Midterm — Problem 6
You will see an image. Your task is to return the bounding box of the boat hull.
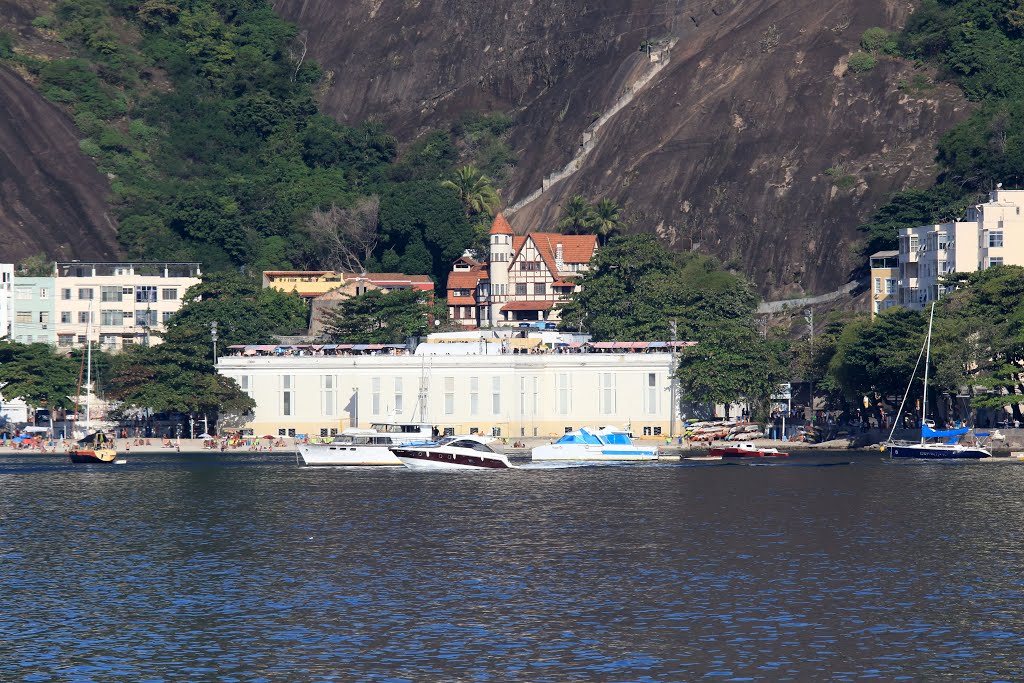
[709,447,788,458]
[888,444,990,459]
[298,445,403,466]
[392,449,513,470]
[69,448,117,464]
[531,445,658,461]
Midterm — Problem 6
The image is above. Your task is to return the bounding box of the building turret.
[488,214,514,325]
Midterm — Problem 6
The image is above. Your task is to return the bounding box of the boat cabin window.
[371,423,426,434]
[448,439,495,453]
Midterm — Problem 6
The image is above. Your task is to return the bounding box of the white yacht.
[392,435,515,470]
[298,422,433,466]
[531,426,658,461]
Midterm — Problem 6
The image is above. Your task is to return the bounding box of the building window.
[38,288,48,299]
[100,335,118,348]
[78,288,94,300]
[162,312,172,323]
[515,283,527,296]
[644,426,652,436]
[100,310,125,326]
[371,377,381,415]
[444,376,455,415]
[989,231,1004,248]
[394,377,403,414]
[653,427,662,436]
[534,282,546,296]
[938,235,949,250]
[519,376,526,414]
[491,426,502,437]
[135,286,157,303]
[162,288,178,301]
[78,311,91,324]
[59,311,70,324]
[647,373,658,415]
[873,278,881,294]
[990,257,1004,267]
[601,373,616,414]
[77,335,86,344]
[492,376,501,415]
[58,334,73,347]
[885,279,896,294]
[909,236,918,252]
[38,311,48,324]
[322,375,337,416]
[136,310,158,327]
[280,375,295,416]
[557,373,572,415]
[61,288,71,300]
[470,376,479,415]
[101,286,122,303]
[15,311,30,324]
[873,301,880,314]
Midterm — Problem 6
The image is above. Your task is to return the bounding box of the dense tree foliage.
[317,289,445,344]
[860,0,1024,255]
[3,1,516,285]
[0,342,80,413]
[559,235,785,410]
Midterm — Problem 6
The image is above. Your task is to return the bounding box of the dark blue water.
[1,451,1023,682]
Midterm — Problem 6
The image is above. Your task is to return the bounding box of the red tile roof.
[490,213,514,236]
[446,270,485,290]
[447,296,478,306]
[510,233,597,275]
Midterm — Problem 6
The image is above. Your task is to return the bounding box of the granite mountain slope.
[273,0,968,295]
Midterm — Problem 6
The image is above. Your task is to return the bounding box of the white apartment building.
[53,262,202,350]
[217,346,679,440]
[0,263,12,338]
[896,187,1024,310]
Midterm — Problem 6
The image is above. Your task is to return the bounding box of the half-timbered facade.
[446,214,597,328]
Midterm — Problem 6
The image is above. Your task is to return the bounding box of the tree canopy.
[317,288,445,344]
[0,341,80,411]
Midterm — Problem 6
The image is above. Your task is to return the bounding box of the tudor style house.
[446,214,597,328]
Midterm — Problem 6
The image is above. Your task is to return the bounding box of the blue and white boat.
[531,426,659,461]
[887,423,990,460]
[886,303,991,460]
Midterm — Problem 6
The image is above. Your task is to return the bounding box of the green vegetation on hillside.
[1,0,515,282]
[860,0,1024,255]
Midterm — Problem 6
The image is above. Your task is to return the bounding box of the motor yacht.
[392,435,514,470]
[531,426,658,461]
[298,422,433,466]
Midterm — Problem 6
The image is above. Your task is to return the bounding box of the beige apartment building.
[869,251,898,320]
[54,262,202,350]
[893,187,1024,311]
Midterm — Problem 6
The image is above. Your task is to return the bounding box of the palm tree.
[592,198,625,245]
[441,166,500,217]
[557,195,597,234]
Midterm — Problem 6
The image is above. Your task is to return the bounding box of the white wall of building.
[0,264,12,339]
[218,352,678,440]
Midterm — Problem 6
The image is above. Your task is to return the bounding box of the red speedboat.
[709,442,789,458]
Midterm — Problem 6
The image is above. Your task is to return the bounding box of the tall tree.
[557,195,597,235]
[592,198,626,245]
[441,165,500,217]
[0,342,80,427]
[317,288,445,343]
[302,196,380,273]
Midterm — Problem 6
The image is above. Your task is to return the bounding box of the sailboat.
[886,302,991,459]
[68,308,117,464]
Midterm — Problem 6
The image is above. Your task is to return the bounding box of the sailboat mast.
[921,302,936,444]
[85,303,92,425]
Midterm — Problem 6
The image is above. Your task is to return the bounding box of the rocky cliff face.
[275,0,968,295]
[0,66,120,264]
[0,0,121,264]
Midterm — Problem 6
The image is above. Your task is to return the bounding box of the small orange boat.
[69,432,117,464]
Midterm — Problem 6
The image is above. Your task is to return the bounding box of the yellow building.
[869,250,898,319]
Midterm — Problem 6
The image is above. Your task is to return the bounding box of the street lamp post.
[210,321,218,365]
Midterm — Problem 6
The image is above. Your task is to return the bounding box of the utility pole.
[670,319,678,440]
[804,308,815,421]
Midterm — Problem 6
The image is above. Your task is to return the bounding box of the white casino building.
[217,336,683,440]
